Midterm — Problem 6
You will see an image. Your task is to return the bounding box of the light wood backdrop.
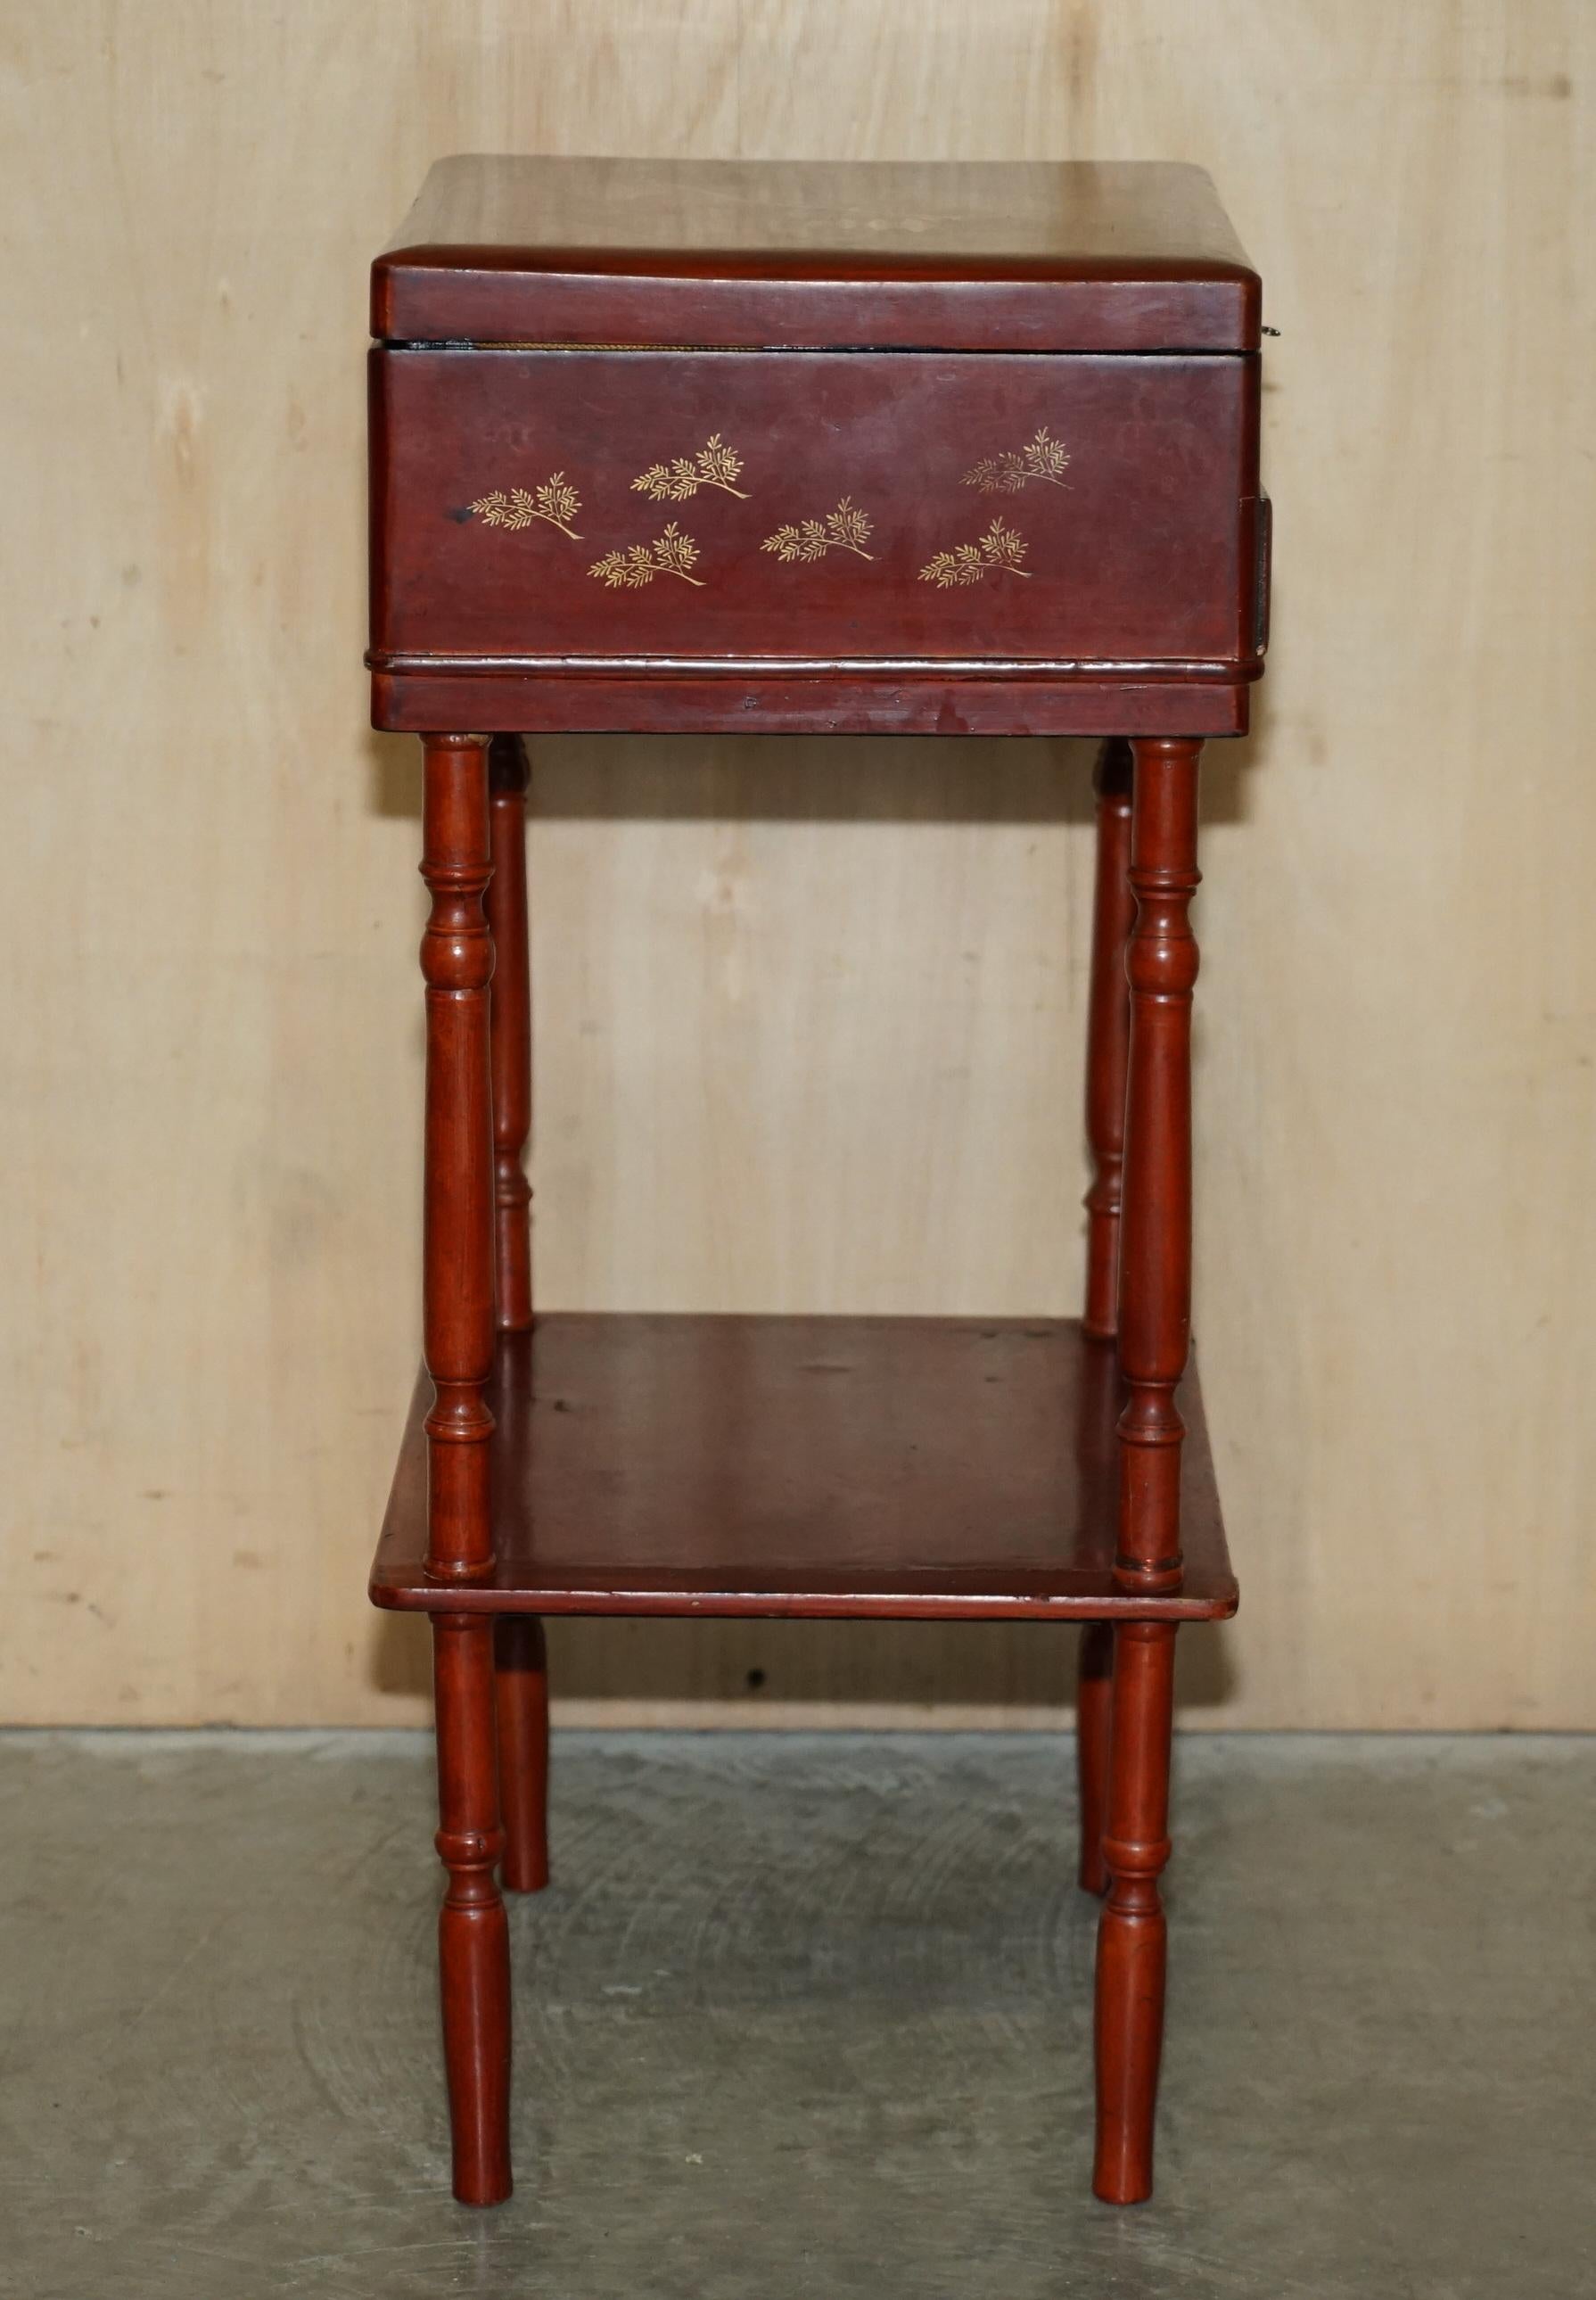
[4,2,1592,1728]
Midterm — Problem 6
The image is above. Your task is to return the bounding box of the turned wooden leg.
[495,1617,549,1892]
[1078,738,1134,1894]
[1092,735,1201,2205]
[421,732,497,1582]
[1082,738,1134,1340]
[485,739,551,1892]
[1114,736,1199,1595]
[486,735,533,1334]
[433,1612,512,2205]
[420,732,512,2204]
[1093,1620,1176,2204]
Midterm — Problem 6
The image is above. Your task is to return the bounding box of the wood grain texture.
[4,1,1594,1727]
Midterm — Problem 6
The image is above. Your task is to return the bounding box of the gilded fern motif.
[918,518,1032,587]
[761,497,876,564]
[469,474,583,540]
[631,434,750,502]
[588,523,706,589]
[962,426,1071,495]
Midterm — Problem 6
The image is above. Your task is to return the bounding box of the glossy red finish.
[1115,738,1202,1593]
[432,1612,512,2205]
[419,736,497,1583]
[1077,737,1135,1901]
[366,153,1267,2213]
[370,349,1259,672]
[372,156,1261,352]
[1093,1619,1177,2205]
[419,740,513,2204]
[482,735,548,1897]
[372,669,1251,739]
[366,158,1264,742]
[485,736,532,1334]
[1083,738,1135,1340]
[1086,737,1204,2200]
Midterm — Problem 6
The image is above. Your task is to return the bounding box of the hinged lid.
[374,155,1261,354]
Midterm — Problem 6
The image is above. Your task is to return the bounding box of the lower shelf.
[371,1314,1236,1622]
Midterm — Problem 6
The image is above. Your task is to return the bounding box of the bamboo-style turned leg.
[1082,738,1135,1340]
[1114,737,1200,1596]
[1092,735,1201,2207]
[420,732,512,2205]
[1078,737,1135,1896]
[434,1613,512,2206]
[484,737,551,1892]
[421,733,497,1582]
[487,736,533,1333]
[1092,1620,1177,2205]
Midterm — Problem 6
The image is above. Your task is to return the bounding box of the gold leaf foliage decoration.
[962,425,1071,494]
[918,518,1032,588]
[631,433,750,501]
[469,473,583,539]
[761,497,876,564]
[588,523,706,589]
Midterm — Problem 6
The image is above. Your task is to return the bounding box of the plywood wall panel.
[2,1,1592,1727]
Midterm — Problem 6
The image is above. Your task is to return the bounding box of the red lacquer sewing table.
[366,154,1269,2208]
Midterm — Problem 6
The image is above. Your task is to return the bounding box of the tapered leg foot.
[1076,1621,1114,1895]
[1092,1621,1176,2205]
[1093,1883,1166,2203]
[439,1890,513,2205]
[433,1613,513,2205]
[496,1616,550,1893]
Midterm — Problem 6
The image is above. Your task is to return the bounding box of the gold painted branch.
[632,434,749,501]
[919,518,1032,586]
[761,498,876,563]
[963,427,1071,494]
[469,474,583,539]
[589,523,706,588]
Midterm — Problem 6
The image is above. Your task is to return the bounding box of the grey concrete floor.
[0,1731,1591,2300]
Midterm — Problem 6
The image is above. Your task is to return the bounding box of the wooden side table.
[366,156,1269,2209]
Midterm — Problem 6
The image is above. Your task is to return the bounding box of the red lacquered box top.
[374,155,1261,355]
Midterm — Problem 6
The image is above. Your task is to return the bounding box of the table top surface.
[374,155,1260,352]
